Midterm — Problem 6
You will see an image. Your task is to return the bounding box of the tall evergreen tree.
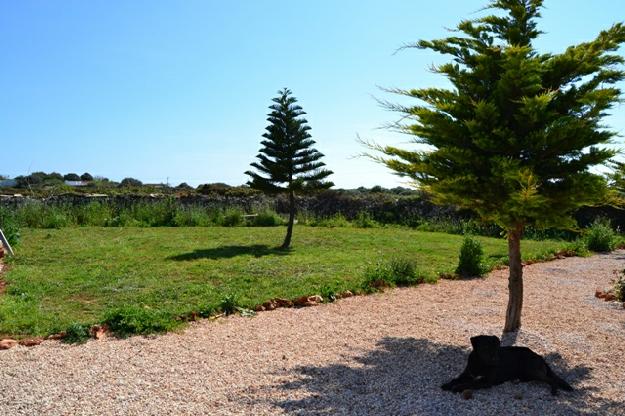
[370,0,625,332]
[246,88,333,249]
[608,161,625,198]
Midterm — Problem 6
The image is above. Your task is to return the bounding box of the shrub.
[43,211,70,229]
[353,211,378,228]
[63,173,81,181]
[62,323,91,344]
[127,200,178,227]
[585,217,615,252]
[173,206,213,227]
[103,306,179,337]
[362,257,422,292]
[251,210,283,227]
[320,280,342,302]
[388,258,422,286]
[14,202,68,228]
[219,294,239,315]
[73,202,114,226]
[120,177,143,187]
[0,206,20,246]
[80,172,94,182]
[456,236,485,277]
[311,213,351,228]
[416,217,465,234]
[362,261,394,293]
[197,303,218,318]
[222,209,244,227]
[563,239,590,257]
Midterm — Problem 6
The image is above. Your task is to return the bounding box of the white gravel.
[1,252,624,415]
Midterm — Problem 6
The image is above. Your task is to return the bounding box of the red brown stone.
[18,338,43,347]
[274,298,294,308]
[0,339,18,350]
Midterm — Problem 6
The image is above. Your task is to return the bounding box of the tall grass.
[1,201,616,244]
[0,206,21,245]
[5,200,269,229]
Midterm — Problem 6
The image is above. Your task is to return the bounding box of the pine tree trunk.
[504,226,523,333]
[281,190,295,249]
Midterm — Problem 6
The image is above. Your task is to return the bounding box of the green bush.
[103,306,179,337]
[563,239,590,257]
[251,210,283,227]
[388,258,422,286]
[15,202,70,228]
[43,211,71,229]
[585,218,615,252]
[197,303,218,318]
[311,213,351,228]
[173,206,214,227]
[353,211,378,228]
[73,202,114,226]
[456,236,485,277]
[362,257,422,292]
[320,280,343,302]
[121,200,178,227]
[0,206,20,246]
[362,261,394,293]
[219,294,239,315]
[222,209,244,227]
[62,323,91,344]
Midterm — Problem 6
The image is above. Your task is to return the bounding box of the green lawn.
[0,226,572,337]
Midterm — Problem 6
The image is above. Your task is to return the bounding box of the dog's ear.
[470,336,483,349]
[491,336,501,348]
[471,335,500,350]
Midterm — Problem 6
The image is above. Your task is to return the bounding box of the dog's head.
[470,335,501,365]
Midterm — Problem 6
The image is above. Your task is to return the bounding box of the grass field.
[0,226,573,338]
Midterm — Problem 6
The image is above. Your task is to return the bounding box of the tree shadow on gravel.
[261,337,620,416]
[167,244,290,261]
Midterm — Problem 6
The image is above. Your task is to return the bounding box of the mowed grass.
[0,226,571,337]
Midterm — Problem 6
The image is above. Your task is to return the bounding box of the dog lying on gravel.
[441,335,573,395]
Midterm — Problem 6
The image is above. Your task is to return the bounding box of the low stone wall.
[0,191,458,223]
[0,192,617,228]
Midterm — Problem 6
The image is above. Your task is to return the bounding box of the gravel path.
[1,252,624,415]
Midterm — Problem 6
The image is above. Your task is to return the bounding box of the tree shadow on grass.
[254,337,619,416]
[167,244,291,261]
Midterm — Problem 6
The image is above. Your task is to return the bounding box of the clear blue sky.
[1,0,623,188]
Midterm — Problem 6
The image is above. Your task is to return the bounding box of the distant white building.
[64,180,88,187]
[0,179,17,188]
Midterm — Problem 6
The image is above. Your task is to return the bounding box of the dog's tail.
[547,366,573,391]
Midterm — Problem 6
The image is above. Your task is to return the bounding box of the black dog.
[442,335,573,395]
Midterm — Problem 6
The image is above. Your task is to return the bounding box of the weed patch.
[62,323,91,344]
[103,306,181,338]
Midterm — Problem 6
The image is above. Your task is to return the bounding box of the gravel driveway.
[1,252,624,415]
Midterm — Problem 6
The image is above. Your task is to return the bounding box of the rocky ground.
[0,252,624,415]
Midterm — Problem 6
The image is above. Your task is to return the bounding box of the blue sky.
[2,0,623,188]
